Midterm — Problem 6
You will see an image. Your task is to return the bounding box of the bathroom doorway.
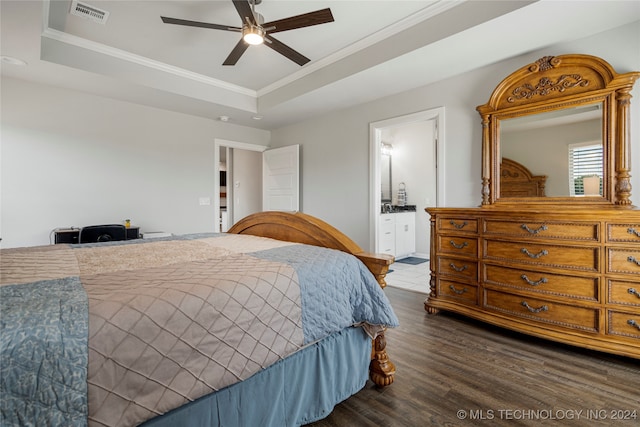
[369,107,445,258]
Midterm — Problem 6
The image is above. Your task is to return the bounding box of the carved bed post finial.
[615,87,634,206]
[369,332,395,387]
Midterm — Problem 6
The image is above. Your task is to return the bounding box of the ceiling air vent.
[70,1,110,25]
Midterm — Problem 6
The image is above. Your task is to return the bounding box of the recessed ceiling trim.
[40,27,257,98]
[257,0,460,97]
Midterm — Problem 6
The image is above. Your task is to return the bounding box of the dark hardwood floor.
[307,287,640,426]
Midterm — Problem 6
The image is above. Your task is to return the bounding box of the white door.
[263,145,299,212]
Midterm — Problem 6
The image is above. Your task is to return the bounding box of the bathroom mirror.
[477,54,639,207]
[381,145,392,203]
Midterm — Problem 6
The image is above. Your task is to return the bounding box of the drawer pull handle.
[521,301,548,313]
[628,319,640,331]
[521,248,548,259]
[521,274,548,286]
[521,224,548,234]
[449,262,468,272]
[449,285,467,295]
[628,228,640,238]
[628,288,640,299]
[449,240,469,249]
[628,256,640,267]
[450,220,468,229]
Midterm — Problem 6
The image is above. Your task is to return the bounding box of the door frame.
[214,139,268,232]
[369,107,445,253]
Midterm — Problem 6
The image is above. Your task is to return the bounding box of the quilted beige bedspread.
[81,236,301,426]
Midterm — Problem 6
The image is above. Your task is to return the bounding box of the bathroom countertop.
[381,205,416,214]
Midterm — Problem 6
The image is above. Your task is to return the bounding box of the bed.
[0,212,397,427]
[500,157,547,197]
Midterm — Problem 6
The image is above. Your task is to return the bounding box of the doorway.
[214,140,300,232]
[369,107,445,257]
[214,139,267,232]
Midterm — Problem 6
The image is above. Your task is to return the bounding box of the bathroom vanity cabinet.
[379,211,416,259]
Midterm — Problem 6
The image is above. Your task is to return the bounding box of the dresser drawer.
[608,280,640,307]
[437,257,478,282]
[607,224,640,242]
[484,290,598,332]
[484,264,598,301]
[437,218,478,234]
[484,220,599,241]
[484,240,598,271]
[437,279,478,305]
[437,235,478,257]
[608,248,640,275]
[607,310,640,339]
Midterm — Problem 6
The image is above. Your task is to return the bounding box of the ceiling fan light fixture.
[242,25,265,45]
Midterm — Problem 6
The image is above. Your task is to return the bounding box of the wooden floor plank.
[306,287,640,426]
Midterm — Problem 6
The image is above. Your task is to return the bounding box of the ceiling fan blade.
[232,0,256,25]
[161,16,240,32]
[264,35,310,66]
[223,39,250,66]
[263,8,334,34]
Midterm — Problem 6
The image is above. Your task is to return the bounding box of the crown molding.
[40,27,257,98]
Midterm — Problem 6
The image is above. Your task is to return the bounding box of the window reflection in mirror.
[499,103,602,197]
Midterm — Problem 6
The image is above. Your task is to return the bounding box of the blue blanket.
[253,244,398,343]
[0,277,88,426]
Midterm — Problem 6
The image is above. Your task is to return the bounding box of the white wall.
[2,23,638,251]
[270,22,640,251]
[0,77,270,248]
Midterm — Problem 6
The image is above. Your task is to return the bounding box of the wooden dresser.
[425,207,640,358]
[425,54,640,359]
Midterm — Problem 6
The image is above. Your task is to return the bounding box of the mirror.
[477,54,640,207]
[381,143,393,203]
[499,103,603,197]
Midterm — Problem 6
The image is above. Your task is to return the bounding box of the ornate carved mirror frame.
[477,54,639,207]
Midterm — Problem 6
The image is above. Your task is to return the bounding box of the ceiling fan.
[161,0,334,66]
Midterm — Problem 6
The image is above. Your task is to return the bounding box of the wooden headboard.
[500,158,546,197]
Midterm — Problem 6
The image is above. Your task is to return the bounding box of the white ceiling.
[1,1,639,130]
